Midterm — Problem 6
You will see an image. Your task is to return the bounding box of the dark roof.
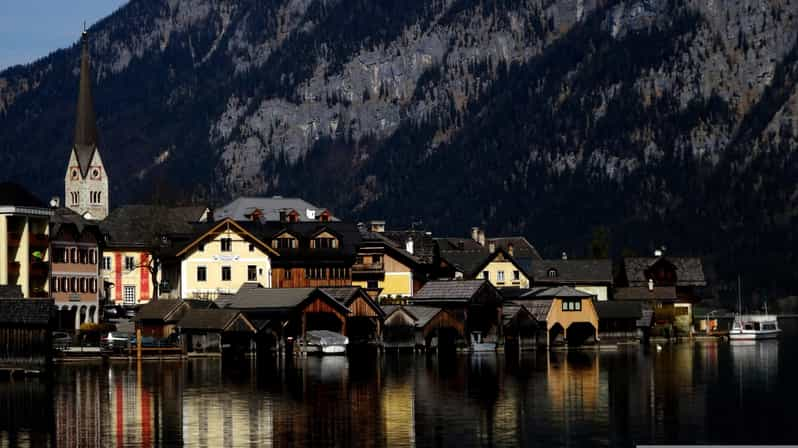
[502,303,535,327]
[0,183,46,208]
[413,280,488,301]
[486,237,542,261]
[51,207,100,237]
[522,286,595,299]
[213,197,338,222]
[0,285,23,298]
[135,300,186,322]
[439,250,490,277]
[532,259,613,284]
[243,221,362,265]
[359,231,424,267]
[381,230,436,264]
[513,299,553,321]
[498,287,530,300]
[613,287,679,301]
[623,257,706,287]
[178,309,242,331]
[100,205,208,246]
[387,305,444,327]
[595,301,642,320]
[73,32,99,177]
[470,248,533,279]
[223,284,315,309]
[0,299,54,325]
[321,287,359,303]
[436,237,484,252]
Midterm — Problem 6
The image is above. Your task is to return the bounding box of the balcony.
[352,262,384,274]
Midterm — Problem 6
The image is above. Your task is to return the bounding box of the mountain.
[1,0,797,304]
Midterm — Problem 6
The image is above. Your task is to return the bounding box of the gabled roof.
[438,250,490,277]
[486,237,542,261]
[381,230,436,264]
[178,309,256,333]
[502,303,535,327]
[522,286,595,299]
[101,205,208,247]
[0,182,46,208]
[135,299,189,322]
[532,259,613,284]
[246,221,362,264]
[470,248,532,279]
[51,207,101,238]
[384,305,445,328]
[413,279,490,301]
[512,299,553,321]
[623,257,706,287]
[0,299,54,325]
[358,231,423,268]
[213,197,338,222]
[222,284,351,315]
[175,218,279,258]
[323,287,385,317]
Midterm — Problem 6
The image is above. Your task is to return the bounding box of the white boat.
[729,315,781,340]
[298,330,348,355]
[470,332,496,352]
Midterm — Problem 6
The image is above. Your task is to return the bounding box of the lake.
[2,320,798,447]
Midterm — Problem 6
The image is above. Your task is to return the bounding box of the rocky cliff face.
[1,0,797,300]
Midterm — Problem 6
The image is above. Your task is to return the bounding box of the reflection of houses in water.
[546,351,601,416]
[182,384,273,447]
[0,379,54,446]
[382,377,415,447]
[731,341,779,389]
[55,367,105,447]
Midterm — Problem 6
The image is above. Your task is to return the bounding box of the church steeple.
[65,28,109,221]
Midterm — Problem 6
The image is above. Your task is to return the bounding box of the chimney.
[406,237,414,254]
[471,227,480,242]
[654,248,664,257]
[49,196,61,208]
[507,243,514,257]
[488,242,495,253]
[561,252,568,260]
[368,220,385,233]
[478,229,485,247]
[279,210,287,222]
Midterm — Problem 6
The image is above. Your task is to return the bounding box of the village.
[0,30,719,375]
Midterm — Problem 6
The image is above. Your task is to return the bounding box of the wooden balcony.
[352,262,384,274]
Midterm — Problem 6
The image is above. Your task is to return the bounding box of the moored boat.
[298,330,348,355]
[729,315,781,340]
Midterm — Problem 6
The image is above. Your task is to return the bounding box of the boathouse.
[177,308,257,356]
[135,299,216,338]
[411,280,503,349]
[502,303,537,350]
[513,286,599,347]
[322,287,385,344]
[0,290,54,371]
[381,305,464,350]
[594,301,645,342]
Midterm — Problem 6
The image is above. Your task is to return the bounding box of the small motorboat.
[470,332,496,352]
[729,315,781,341]
[298,330,348,355]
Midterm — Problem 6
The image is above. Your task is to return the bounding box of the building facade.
[64,30,109,221]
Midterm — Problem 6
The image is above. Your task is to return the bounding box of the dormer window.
[547,269,558,278]
[312,237,338,249]
[220,238,232,252]
[272,234,298,249]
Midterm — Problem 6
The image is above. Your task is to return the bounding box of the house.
[254,221,361,288]
[322,287,385,344]
[177,308,257,356]
[134,299,215,339]
[99,205,209,306]
[532,257,613,301]
[353,227,429,299]
[50,208,103,330]
[218,285,352,353]
[213,196,338,223]
[381,305,464,350]
[0,295,55,370]
[173,218,279,300]
[502,303,537,350]
[615,253,707,336]
[0,183,52,298]
[594,301,646,341]
[513,286,599,347]
[411,279,504,349]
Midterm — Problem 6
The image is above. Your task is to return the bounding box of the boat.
[298,330,348,355]
[470,332,496,352]
[729,276,781,340]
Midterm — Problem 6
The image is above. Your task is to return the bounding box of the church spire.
[74,29,98,148]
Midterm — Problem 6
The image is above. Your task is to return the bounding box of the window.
[513,270,520,281]
[355,256,364,265]
[497,271,505,283]
[547,269,558,278]
[90,278,97,293]
[70,278,78,292]
[247,265,257,281]
[70,248,78,264]
[90,191,101,204]
[102,256,111,270]
[249,243,255,252]
[79,278,87,293]
[367,280,379,289]
[562,300,582,312]
[70,191,79,205]
[197,266,207,282]
[482,271,489,280]
[123,286,136,305]
[221,266,231,281]
[313,237,338,249]
[284,269,292,280]
[79,249,88,264]
[59,278,67,292]
[273,237,297,249]
[198,243,205,252]
[124,256,135,271]
[221,238,232,252]
[52,277,60,293]
[89,249,97,265]
[371,255,382,264]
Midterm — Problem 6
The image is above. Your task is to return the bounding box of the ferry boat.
[729,315,781,340]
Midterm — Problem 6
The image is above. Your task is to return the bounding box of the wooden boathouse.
[0,287,55,373]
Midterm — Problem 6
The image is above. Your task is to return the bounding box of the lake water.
[2,321,798,447]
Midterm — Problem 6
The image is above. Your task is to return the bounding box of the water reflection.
[1,334,798,447]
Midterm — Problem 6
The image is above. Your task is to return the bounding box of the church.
[64,29,109,221]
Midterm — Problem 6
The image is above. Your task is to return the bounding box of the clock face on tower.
[91,168,101,180]
[71,169,79,180]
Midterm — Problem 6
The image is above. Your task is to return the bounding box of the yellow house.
[353,233,424,299]
[517,286,599,347]
[176,219,279,300]
[472,248,531,289]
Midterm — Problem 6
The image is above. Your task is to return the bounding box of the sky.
[0,0,128,70]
